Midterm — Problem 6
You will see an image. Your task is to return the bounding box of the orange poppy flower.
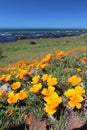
[68,95,84,109]
[0,89,6,97]
[7,91,18,104]
[41,86,55,96]
[18,90,28,100]
[47,77,58,86]
[75,86,85,95]
[44,92,62,108]
[11,82,21,90]
[44,104,57,115]
[19,70,28,79]
[31,75,40,84]
[77,68,82,73]
[5,74,12,82]
[68,75,82,86]
[30,83,42,93]
[24,114,31,125]
[41,74,49,82]
[0,75,5,81]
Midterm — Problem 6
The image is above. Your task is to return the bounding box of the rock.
[0,83,11,93]
[17,35,26,40]
[29,113,46,130]
[65,117,83,130]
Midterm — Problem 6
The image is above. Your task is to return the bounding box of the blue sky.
[0,0,87,28]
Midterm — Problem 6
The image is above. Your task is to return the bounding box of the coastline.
[0,29,87,43]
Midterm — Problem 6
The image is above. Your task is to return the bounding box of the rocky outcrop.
[16,35,26,40]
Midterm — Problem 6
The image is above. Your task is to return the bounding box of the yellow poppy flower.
[43,54,52,63]
[31,75,40,84]
[0,89,6,97]
[75,86,85,95]
[41,74,49,82]
[11,82,21,90]
[0,75,5,81]
[30,83,42,93]
[44,92,62,108]
[44,104,57,115]
[77,68,82,73]
[24,114,31,125]
[41,86,55,96]
[7,91,18,104]
[5,74,12,82]
[40,63,48,69]
[70,94,84,103]
[19,70,28,79]
[64,88,75,97]
[57,51,65,57]
[18,90,28,100]
[68,95,84,109]
[47,77,58,86]
[0,67,3,71]
[68,75,82,86]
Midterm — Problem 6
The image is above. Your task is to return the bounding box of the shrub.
[30,41,37,45]
[66,40,70,43]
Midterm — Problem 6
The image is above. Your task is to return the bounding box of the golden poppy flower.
[11,82,21,90]
[41,54,52,63]
[0,75,5,81]
[47,77,58,86]
[75,103,82,109]
[44,92,62,108]
[31,75,40,84]
[30,83,42,93]
[7,91,18,104]
[41,86,55,96]
[18,90,28,100]
[5,74,12,82]
[64,88,75,97]
[41,74,49,82]
[77,68,82,73]
[44,104,57,115]
[68,95,84,109]
[75,86,85,95]
[0,89,6,97]
[57,51,65,57]
[80,58,87,62]
[19,70,28,79]
[15,73,20,78]
[68,75,82,86]
[40,63,48,69]
[0,67,3,71]
[24,114,31,125]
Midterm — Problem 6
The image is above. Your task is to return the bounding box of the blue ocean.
[0,29,87,43]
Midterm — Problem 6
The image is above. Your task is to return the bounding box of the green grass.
[0,34,87,129]
[0,34,87,67]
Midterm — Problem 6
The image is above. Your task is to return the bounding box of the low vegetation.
[0,34,87,67]
[0,35,87,129]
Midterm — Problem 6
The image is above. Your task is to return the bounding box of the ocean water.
[0,29,87,43]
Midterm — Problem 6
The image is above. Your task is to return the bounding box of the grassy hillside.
[0,34,87,129]
[0,34,87,67]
